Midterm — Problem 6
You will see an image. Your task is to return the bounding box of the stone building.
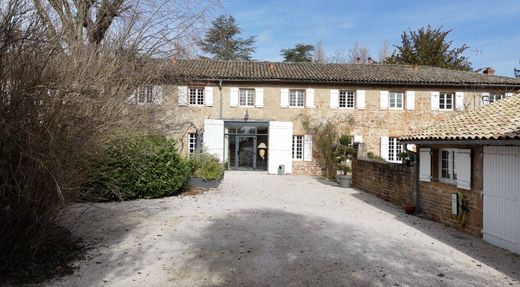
[133,59,520,175]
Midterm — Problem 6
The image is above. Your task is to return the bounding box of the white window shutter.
[330,89,339,109]
[305,88,315,108]
[280,88,289,107]
[455,149,471,190]
[353,135,363,143]
[356,90,366,109]
[406,91,415,110]
[431,92,440,111]
[481,92,490,106]
[303,135,313,161]
[255,88,264,107]
[204,87,213,106]
[419,148,432,182]
[153,86,163,105]
[230,87,239,107]
[178,86,188,106]
[455,92,465,110]
[128,89,137,104]
[380,91,389,109]
[380,136,389,161]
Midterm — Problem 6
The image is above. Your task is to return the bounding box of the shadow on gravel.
[350,190,520,283]
[175,208,511,286]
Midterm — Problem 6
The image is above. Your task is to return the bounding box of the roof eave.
[400,139,520,146]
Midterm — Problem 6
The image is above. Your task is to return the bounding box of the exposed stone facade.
[292,160,324,176]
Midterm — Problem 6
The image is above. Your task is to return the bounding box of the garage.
[483,146,520,254]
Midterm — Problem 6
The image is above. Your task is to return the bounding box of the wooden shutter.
[455,149,471,190]
[353,135,363,143]
[178,86,188,106]
[230,87,239,107]
[280,88,289,107]
[203,119,224,162]
[431,92,440,111]
[481,92,490,106]
[356,90,366,109]
[268,121,293,174]
[406,91,415,110]
[380,136,389,160]
[303,135,313,161]
[204,86,213,107]
[153,86,163,105]
[455,92,465,110]
[419,148,432,182]
[380,91,389,109]
[255,88,264,107]
[330,89,339,109]
[305,88,315,108]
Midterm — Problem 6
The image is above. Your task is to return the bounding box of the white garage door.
[483,146,520,254]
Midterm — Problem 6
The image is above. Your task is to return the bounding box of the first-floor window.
[292,135,303,159]
[339,91,355,108]
[440,149,457,183]
[388,92,404,109]
[439,92,454,110]
[189,87,204,106]
[137,86,153,103]
[289,90,305,107]
[239,89,255,106]
[489,93,505,103]
[388,137,403,162]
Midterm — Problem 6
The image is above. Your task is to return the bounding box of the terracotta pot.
[403,205,416,214]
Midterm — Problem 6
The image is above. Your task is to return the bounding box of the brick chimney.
[367,57,374,64]
[356,57,361,64]
[483,67,495,75]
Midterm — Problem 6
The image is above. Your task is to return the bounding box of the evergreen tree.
[385,25,472,71]
[281,43,314,62]
[199,15,256,60]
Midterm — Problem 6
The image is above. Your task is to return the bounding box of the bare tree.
[378,39,391,62]
[313,40,326,63]
[347,42,371,64]
[327,49,348,63]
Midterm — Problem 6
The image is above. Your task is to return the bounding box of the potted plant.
[188,152,225,189]
[403,202,416,214]
[335,135,355,188]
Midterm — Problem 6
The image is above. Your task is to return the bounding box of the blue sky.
[220,0,520,76]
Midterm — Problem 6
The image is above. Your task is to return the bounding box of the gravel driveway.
[48,172,519,287]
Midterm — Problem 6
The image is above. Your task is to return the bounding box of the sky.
[220,0,520,76]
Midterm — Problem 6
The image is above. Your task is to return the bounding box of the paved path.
[48,172,519,287]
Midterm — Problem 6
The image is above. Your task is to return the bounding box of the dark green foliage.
[188,153,225,181]
[85,134,191,201]
[385,25,472,71]
[335,134,356,175]
[199,15,256,61]
[281,43,315,62]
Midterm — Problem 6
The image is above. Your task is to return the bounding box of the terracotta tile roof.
[169,59,520,88]
[401,95,520,141]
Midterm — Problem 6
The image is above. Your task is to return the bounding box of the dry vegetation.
[0,0,217,282]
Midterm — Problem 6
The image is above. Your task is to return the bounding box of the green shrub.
[85,133,191,201]
[188,153,224,181]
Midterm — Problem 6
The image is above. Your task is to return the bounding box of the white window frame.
[439,148,458,184]
[289,90,305,108]
[136,86,154,104]
[439,92,454,111]
[339,91,355,109]
[292,135,304,160]
[388,92,404,109]
[489,93,505,104]
[188,133,197,154]
[388,137,403,163]
[239,88,255,107]
[188,87,205,106]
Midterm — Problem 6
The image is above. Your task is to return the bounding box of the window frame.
[388,137,403,163]
[489,93,505,104]
[188,133,197,154]
[439,148,458,184]
[339,91,356,109]
[188,87,205,106]
[439,92,454,111]
[388,92,404,110]
[289,89,305,108]
[292,135,304,160]
[239,88,255,107]
[136,86,154,104]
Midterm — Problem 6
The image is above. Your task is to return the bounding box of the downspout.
[404,144,419,211]
[218,79,223,119]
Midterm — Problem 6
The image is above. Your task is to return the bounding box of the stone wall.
[352,159,413,207]
[292,160,324,176]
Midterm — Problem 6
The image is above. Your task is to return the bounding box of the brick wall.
[292,160,324,176]
[352,159,413,207]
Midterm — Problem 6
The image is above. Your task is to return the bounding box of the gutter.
[400,139,520,146]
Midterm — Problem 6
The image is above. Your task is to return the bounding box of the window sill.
[288,106,305,109]
[388,107,404,110]
[439,178,457,185]
[338,107,355,110]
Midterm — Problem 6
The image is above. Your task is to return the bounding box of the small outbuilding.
[401,94,520,254]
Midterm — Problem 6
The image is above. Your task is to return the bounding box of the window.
[189,87,205,106]
[188,132,203,154]
[388,92,404,109]
[137,86,153,104]
[388,137,403,163]
[489,93,505,104]
[440,149,458,183]
[339,91,355,108]
[239,89,255,106]
[292,135,303,160]
[439,93,454,110]
[289,90,305,108]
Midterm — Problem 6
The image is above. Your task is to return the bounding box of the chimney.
[483,67,495,75]
[367,57,374,64]
[356,57,361,64]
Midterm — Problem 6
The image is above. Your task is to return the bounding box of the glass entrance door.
[236,136,256,170]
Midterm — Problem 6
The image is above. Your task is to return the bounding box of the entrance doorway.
[225,122,268,171]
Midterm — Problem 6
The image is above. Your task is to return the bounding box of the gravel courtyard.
[48,172,519,287]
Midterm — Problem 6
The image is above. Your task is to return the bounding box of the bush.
[85,133,192,201]
[188,153,225,181]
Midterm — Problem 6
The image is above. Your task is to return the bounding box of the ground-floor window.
[388,137,403,162]
[188,132,203,154]
[440,148,457,183]
[292,135,303,160]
